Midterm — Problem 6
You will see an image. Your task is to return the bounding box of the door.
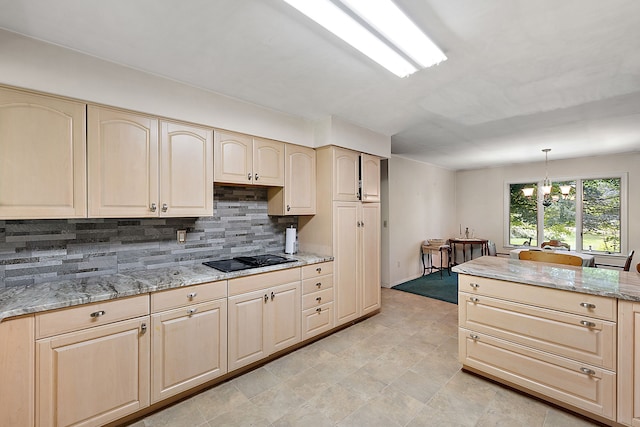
[88,106,159,217]
[214,130,252,184]
[160,121,213,217]
[0,87,86,219]
[268,282,301,353]
[37,317,150,427]
[151,299,227,403]
[253,137,284,186]
[333,147,360,201]
[361,203,381,315]
[285,144,316,215]
[228,289,268,371]
[333,202,360,325]
[0,316,34,427]
[360,154,381,202]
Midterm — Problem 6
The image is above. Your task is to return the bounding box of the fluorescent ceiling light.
[340,0,447,68]
[284,0,418,77]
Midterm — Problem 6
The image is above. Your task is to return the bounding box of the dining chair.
[540,240,570,250]
[518,250,582,266]
[596,250,635,272]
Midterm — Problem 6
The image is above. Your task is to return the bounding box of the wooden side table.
[449,238,488,265]
[421,244,451,277]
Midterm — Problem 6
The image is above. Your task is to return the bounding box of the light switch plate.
[177,229,187,244]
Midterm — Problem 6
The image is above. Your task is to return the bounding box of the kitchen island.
[453,256,640,427]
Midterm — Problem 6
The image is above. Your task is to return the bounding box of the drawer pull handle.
[580,320,596,328]
[316,267,322,273]
[580,302,596,309]
[469,297,479,303]
[264,294,268,303]
[580,367,596,376]
[316,282,322,288]
[162,203,168,212]
[90,310,106,318]
[248,173,252,180]
[469,334,479,340]
[271,291,275,300]
[316,297,322,302]
[316,308,322,313]
[187,292,197,299]
[140,323,147,334]
[469,283,480,288]
[150,203,157,212]
[255,173,259,181]
[287,204,291,212]
[188,308,197,315]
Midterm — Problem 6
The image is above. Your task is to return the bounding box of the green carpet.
[392,272,458,304]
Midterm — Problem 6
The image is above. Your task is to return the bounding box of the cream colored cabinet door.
[268,281,301,353]
[151,299,227,403]
[36,316,150,427]
[361,203,381,315]
[214,130,252,184]
[0,87,86,219]
[253,137,284,186]
[268,144,316,215]
[88,106,159,217]
[333,201,360,325]
[0,316,34,427]
[160,121,213,217]
[618,300,640,426]
[228,289,268,371]
[333,147,360,201]
[360,154,380,203]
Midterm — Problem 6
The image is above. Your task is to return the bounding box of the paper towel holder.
[285,225,297,254]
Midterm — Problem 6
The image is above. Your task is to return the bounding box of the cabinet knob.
[469,297,479,303]
[150,203,157,212]
[316,267,322,273]
[162,203,168,212]
[90,310,106,318]
[140,323,147,334]
[469,333,479,340]
[287,205,291,212]
[316,282,322,288]
[264,294,268,303]
[187,292,197,299]
[271,291,275,300]
[248,173,252,180]
[316,308,322,313]
[255,173,259,181]
[580,320,596,328]
[187,308,197,315]
[580,367,596,376]
[469,283,480,288]
[580,302,596,309]
[316,297,322,302]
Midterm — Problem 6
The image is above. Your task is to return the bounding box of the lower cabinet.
[301,262,334,340]
[617,300,640,426]
[228,269,301,371]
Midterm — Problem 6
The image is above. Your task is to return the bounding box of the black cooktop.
[203,254,296,272]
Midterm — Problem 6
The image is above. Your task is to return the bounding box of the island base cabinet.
[36,316,150,427]
[617,300,640,426]
[459,329,616,421]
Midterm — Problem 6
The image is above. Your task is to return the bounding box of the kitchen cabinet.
[618,300,640,426]
[227,268,300,371]
[89,106,213,217]
[36,295,150,427]
[151,280,227,403]
[0,315,34,427]
[268,144,316,215]
[458,274,617,421]
[301,262,334,340]
[214,130,284,186]
[0,86,86,219]
[333,146,360,201]
[360,153,381,202]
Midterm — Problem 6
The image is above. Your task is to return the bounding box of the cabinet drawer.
[36,295,149,339]
[151,280,227,313]
[302,288,334,310]
[229,268,300,296]
[302,302,334,340]
[302,262,333,279]
[459,292,616,369]
[458,274,616,321]
[302,275,334,295]
[459,329,616,420]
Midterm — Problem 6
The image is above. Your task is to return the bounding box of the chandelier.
[522,149,572,207]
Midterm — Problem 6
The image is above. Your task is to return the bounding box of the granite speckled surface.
[0,253,332,321]
[453,256,640,301]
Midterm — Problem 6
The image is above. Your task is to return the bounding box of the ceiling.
[1,0,640,170]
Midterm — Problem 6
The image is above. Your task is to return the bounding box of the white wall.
[314,116,391,158]
[456,152,640,267]
[386,156,457,287]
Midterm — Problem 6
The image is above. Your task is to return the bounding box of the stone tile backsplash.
[0,186,297,288]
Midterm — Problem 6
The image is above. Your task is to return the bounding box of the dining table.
[509,248,596,267]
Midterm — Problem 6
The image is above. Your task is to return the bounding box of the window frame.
[504,173,628,254]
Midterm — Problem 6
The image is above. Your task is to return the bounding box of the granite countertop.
[0,253,333,322]
[452,256,640,301]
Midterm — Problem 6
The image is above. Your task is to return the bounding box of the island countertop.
[0,253,333,322]
[452,255,640,301]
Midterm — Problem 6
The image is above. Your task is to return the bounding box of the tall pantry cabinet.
[298,146,381,327]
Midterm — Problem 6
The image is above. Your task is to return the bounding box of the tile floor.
[126,288,604,426]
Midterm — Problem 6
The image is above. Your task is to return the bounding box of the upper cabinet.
[0,87,87,219]
[214,130,284,186]
[268,144,316,216]
[88,106,213,218]
[333,147,360,201]
[360,153,380,203]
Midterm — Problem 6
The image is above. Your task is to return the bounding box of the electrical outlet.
[177,229,187,244]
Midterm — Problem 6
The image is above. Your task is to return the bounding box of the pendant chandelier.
[522,149,572,207]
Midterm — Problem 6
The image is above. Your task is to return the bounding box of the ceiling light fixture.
[283,0,446,77]
[522,149,572,207]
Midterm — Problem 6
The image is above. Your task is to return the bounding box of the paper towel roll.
[285,227,297,254]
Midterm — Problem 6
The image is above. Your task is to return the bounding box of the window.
[507,176,626,253]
